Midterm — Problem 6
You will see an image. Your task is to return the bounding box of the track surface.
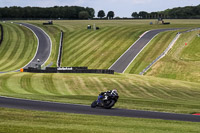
[18,23,51,68]
[109,29,177,73]
[0,96,200,122]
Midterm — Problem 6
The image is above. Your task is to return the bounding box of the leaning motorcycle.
[91,92,119,109]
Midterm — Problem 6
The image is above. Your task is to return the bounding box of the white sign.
[57,67,73,70]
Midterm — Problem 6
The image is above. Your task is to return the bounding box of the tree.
[79,11,89,19]
[86,7,95,18]
[97,10,105,18]
[138,11,148,19]
[131,12,138,18]
[107,11,114,19]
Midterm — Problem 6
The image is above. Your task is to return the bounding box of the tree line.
[0,6,95,19]
[132,4,200,19]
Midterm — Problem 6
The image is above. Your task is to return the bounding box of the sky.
[0,0,199,17]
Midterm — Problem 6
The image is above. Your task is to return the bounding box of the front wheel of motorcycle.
[91,101,97,108]
[104,100,115,109]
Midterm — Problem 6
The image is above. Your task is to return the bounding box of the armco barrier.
[0,24,3,45]
[23,67,114,74]
[57,31,64,67]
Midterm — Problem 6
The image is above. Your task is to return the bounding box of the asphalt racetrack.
[1,25,199,122]
[0,96,200,122]
[109,29,178,73]
[18,23,51,68]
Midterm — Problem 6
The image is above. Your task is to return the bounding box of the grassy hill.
[146,30,200,83]
[0,22,37,71]
[0,72,200,114]
[1,20,200,132]
[26,19,200,69]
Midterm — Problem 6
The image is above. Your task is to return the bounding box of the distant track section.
[109,29,178,73]
[0,96,200,122]
[18,23,52,68]
[140,27,200,75]
[139,33,180,75]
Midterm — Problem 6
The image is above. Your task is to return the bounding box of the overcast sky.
[0,0,199,17]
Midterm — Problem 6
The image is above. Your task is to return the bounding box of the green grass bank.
[147,30,200,83]
[0,72,200,114]
[0,22,37,71]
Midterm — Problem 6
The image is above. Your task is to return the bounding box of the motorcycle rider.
[97,89,118,103]
[91,89,119,108]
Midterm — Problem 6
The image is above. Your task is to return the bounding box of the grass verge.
[0,107,200,133]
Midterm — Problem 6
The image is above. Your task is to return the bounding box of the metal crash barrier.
[23,67,114,74]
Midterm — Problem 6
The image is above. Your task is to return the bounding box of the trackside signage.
[57,67,73,70]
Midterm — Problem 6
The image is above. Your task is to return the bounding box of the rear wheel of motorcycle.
[104,100,115,109]
[91,101,97,108]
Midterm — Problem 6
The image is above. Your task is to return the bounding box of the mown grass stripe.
[0,73,17,94]
[42,74,61,95]
[6,73,31,94]
[0,24,16,68]
[92,77,107,92]
[64,29,100,52]
[85,28,140,68]
[63,27,112,63]
[65,30,90,44]
[51,74,71,95]
[31,74,53,95]
[86,77,102,94]
[80,27,132,67]
[0,23,37,71]
[17,25,37,67]
[20,73,41,94]
[76,76,94,95]
[0,24,11,59]
[0,24,24,71]
[70,76,85,95]
[110,79,133,97]
[64,27,119,66]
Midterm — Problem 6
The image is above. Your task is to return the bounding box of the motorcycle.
[91,92,119,109]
